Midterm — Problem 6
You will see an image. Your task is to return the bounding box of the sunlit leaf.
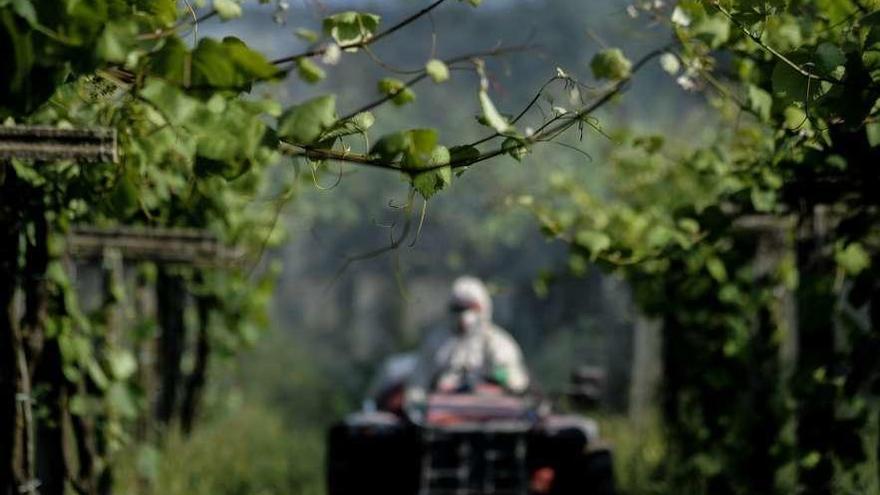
[297,57,326,83]
[214,0,242,20]
[278,95,337,145]
[322,11,380,47]
[479,90,512,134]
[426,59,450,83]
[590,48,632,81]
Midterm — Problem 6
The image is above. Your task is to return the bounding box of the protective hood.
[450,276,493,333]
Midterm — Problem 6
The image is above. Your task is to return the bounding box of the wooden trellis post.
[0,126,117,163]
[64,225,242,451]
[66,226,243,267]
[0,125,118,495]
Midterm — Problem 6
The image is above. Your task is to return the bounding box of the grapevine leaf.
[426,59,450,83]
[278,95,337,145]
[479,90,512,134]
[590,48,632,81]
[214,0,242,20]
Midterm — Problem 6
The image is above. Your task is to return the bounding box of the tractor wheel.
[326,421,419,495]
[582,449,615,495]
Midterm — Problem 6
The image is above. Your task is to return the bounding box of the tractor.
[326,355,615,495]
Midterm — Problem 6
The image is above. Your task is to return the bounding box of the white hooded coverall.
[408,276,529,399]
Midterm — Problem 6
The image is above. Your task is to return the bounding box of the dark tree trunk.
[70,392,97,495]
[22,207,48,375]
[793,208,836,495]
[22,211,68,495]
[871,286,880,490]
[21,206,69,495]
[180,294,211,435]
[133,268,154,443]
[0,166,33,495]
[744,305,784,494]
[33,340,68,495]
[0,167,21,495]
[91,250,124,495]
[156,269,187,425]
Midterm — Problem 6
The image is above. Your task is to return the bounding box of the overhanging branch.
[278,47,668,174]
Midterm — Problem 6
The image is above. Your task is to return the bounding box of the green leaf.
[221,36,282,80]
[460,0,481,6]
[378,77,416,106]
[294,28,319,43]
[692,15,730,48]
[87,360,110,391]
[590,48,632,81]
[321,111,374,140]
[191,38,239,88]
[108,349,138,380]
[322,11,380,47]
[449,145,480,164]
[404,128,439,167]
[136,445,162,482]
[297,57,326,83]
[706,256,728,282]
[137,0,178,27]
[378,77,403,94]
[96,20,139,63]
[678,218,700,234]
[411,146,452,199]
[836,242,871,275]
[575,230,611,259]
[502,137,528,161]
[140,78,199,124]
[801,451,822,469]
[634,135,664,153]
[373,128,443,174]
[107,383,138,418]
[214,0,242,20]
[190,37,281,90]
[816,42,846,77]
[426,59,450,83]
[109,171,139,218]
[771,55,822,107]
[866,122,880,147]
[429,145,451,167]
[783,106,808,130]
[189,36,283,91]
[479,90,512,133]
[747,84,772,121]
[8,0,36,25]
[0,8,35,97]
[149,37,188,84]
[371,132,411,161]
[750,188,777,212]
[394,88,416,105]
[278,95,337,145]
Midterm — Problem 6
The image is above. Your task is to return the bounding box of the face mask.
[456,309,481,335]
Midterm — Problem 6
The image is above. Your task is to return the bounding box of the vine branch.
[711,1,839,85]
[279,47,667,174]
[271,0,450,65]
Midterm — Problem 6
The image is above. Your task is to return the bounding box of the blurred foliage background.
[106,1,688,493]
[3,0,880,494]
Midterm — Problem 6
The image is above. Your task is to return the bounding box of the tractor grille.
[420,427,528,495]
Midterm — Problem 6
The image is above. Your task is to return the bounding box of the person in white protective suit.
[407,276,530,403]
